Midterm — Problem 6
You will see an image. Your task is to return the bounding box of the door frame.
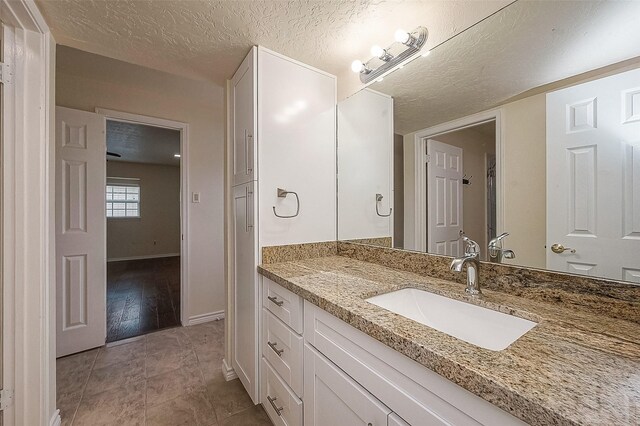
[1,0,57,424]
[412,109,504,252]
[96,108,190,326]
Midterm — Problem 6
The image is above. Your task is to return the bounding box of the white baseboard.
[49,410,61,426]
[187,310,225,326]
[222,358,238,381]
[107,253,180,262]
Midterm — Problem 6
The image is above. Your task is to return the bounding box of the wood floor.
[107,257,181,343]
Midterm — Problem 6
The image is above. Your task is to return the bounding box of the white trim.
[105,335,145,348]
[222,358,239,381]
[1,1,56,424]
[107,253,180,263]
[95,108,191,326]
[187,310,225,326]
[258,46,337,80]
[413,109,504,251]
[49,410,61,426]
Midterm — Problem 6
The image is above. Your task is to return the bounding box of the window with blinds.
[106,184,140,218]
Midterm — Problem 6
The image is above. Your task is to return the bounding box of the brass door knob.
[551,243,576,254]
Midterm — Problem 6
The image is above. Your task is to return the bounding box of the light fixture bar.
[355,26,428,84]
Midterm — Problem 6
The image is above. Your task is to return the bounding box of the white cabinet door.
[388,413,411,426]
[231,47,257,186]
[427,139,464,256]
[304,343,391,426]
[55,106,106,357]
[338,89,394,241]
[232,181,258,402]
[546,67,640,282]
[258,48,337,246]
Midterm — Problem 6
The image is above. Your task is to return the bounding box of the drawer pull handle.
[267,296,284,306]
[267,341,284,357]
[267,395,284,416]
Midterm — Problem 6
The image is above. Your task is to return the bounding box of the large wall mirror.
[337,0,640,284]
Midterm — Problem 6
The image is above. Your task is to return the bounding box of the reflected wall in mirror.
[337,0,640,284]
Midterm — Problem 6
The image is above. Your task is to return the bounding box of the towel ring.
[273,188,300,218]
[375,193,392,217]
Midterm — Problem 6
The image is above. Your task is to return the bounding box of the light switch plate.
[192,192,200,203]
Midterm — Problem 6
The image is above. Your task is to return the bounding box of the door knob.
[551,243,576,254]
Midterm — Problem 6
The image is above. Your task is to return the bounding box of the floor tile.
[146,345,198,378]
[55,319,253,426]
[207,378,254,423]
[73,380,146,426]
[146,362,205,407]
[221,404,272,426]
[85,357,146,396]
[93,339,146,370]
[147,327,191,355]
[146,390,217,426]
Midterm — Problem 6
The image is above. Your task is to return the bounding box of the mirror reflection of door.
[426,139,463,256]
[425,122,497,259]
[546,67,640,282]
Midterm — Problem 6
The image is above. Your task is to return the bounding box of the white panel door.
[231,47,257,187]
[547,68,640,282]
[304,344,391,426]
[337,89,394,241]
[427,139,463,256]
[56,106,106,357]
[258,48,337,246]
[232,182,259,402]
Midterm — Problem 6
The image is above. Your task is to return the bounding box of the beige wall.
[106,161,180,260]
[56,45,226,320]
[501,94,546,268]
[393,133,405,248]
[435,125,496,259]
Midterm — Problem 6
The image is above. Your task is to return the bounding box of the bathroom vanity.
[257,242,639,426]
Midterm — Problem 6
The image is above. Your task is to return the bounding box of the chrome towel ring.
[375,193,392,217]
[273,188,300,218]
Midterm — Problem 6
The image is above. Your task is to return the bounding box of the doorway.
[423,121,497,259]
[105,119,182,342]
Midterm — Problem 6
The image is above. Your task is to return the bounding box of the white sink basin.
[366,288,536,351]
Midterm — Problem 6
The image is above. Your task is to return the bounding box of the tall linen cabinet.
[228,47,337,405]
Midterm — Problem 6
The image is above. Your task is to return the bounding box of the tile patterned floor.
[107,257,181,343]
[56,320,272,426]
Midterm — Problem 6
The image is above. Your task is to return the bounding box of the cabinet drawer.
[262,308,303,396]
[263,277,303,334]
[261,357,303,426]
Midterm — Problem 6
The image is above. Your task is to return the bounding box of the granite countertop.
[257,255,640,426]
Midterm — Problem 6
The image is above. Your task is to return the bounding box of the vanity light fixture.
[352,26,428,84]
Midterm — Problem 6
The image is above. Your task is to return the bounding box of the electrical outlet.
[192,192,200,203]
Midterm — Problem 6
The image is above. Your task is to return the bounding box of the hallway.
[107,257,181,342]
[56,320,272,425]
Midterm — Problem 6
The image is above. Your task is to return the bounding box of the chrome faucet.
[488,232,516,264]
[450,234,481,296]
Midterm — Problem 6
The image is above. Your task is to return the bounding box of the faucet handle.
[460,232,480,255]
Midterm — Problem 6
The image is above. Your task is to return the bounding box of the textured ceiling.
[370,0,640,135]
[107,121,181,166]
[36,0,510,98]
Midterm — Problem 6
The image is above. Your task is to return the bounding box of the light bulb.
[370,45,385,58]
[174,154,181,158]
[394,29,410,44]
[351,60,364,73]
[421,49,431,58]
